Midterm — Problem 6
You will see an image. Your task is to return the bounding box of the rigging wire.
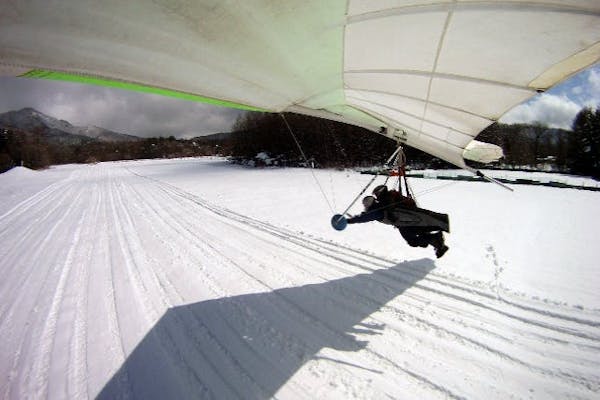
[386,145,419,206]
[335,146,404,219]
[323,119,349,211]
[280,113,335,213]
[414,180,458,197]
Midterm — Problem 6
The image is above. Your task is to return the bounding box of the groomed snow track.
[0,163,598,399]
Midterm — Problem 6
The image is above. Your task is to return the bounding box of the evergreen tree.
[229,112,397,167]
[568,107,600,179]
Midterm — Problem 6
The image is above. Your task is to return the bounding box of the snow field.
[0,158,599,399]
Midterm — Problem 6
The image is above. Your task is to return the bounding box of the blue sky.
[499,64,600,130]
[1,64,598,138]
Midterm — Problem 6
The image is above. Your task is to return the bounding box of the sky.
[499,63,600,129]
[0,77,246,138]
[0,64,598,138]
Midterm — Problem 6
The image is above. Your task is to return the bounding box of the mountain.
[0,108,141,144]
[77,125,141,142]
[194,131,232,141]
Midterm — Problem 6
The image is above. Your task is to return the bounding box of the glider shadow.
[97,259,434,399]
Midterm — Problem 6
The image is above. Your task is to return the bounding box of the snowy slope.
[0,158,598,399]
[0,108,140,142]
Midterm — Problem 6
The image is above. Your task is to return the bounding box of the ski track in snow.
[0,162,598,399]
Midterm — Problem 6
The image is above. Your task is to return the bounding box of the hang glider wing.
[1,1,599,167]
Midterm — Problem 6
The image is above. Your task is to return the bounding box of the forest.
[0,131,214,172]
[1,107,599,179]
[226,107,600,178]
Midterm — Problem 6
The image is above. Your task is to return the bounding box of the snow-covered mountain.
[0,108,141,143]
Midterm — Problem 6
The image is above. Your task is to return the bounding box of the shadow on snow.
[98,259,435,399]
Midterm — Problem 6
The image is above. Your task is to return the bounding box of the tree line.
[227,112,446,169]
[1,107,598,179]
[474,107,599,178]
[0,130,220,173]
[229,108,600,179]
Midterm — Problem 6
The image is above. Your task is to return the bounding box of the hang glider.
[1,1,599,168]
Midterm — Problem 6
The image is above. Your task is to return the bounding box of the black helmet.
[362,196,375,208]
[372,185,388,197]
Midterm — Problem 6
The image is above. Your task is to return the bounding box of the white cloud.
[0,77,244,138]
[571,85,584,96]
[499,64,600,129]
[588,67,600,91]
[499,93,581,129]
[568,66,600,108]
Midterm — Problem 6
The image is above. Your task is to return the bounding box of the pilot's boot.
[431,232,449,258]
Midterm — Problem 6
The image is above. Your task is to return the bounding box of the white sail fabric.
[1,1,599,167]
